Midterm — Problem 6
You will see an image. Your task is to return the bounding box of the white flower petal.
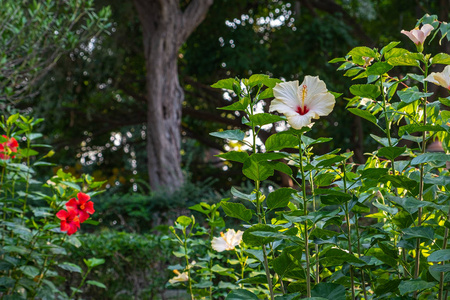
[211,236,228,252]
[401,30,419,44]
[269,99,295,114]
[169,272,189,284]
[421,24,434,39]
[307,93,336,116]
[412,29,425,44]
[425,65,450,90]
[286,112,314,129]
[270,76,335,129]
[272,81,301,110]
[301,75,328,98]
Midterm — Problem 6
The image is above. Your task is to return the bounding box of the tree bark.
[133,0,213,192]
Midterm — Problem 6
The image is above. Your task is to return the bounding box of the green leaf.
[86,280,107,289]
[347,108,378,127]
[402,226,434,240]
[66,236,82,248]
[366,62,393,75]
[344,68,364,77]
[248,74,270,87]
[242,155,274,181]
[243,224,278,246]
[349,84,380,99]
[19,266,40,278]
[249,113,284,126]
[269,161,293,176]
[374,279,401,296]
[221,202,252,222]
[60,181,81,191]
[231,187,255,201]
[439,97,450,107]
[360,168,389,180]
[328,57,346,63]
[398,124,445,137]
[381,41,401,55]
[58,263,82,273]
[215,151,248,163]
[428,250,450,262]
[398,279,436,296]
[211,78,237,90]
[431,53,450,64]
[388,195,434,214]
[19,148,39,158]
[176,216,192,227]
[258,87,274,100]
[370,134,398,147]
[272,249,300,278]
[314,173,336,187]
[301,136,333,147]
[0,277,15,288]
[265,132,298,151]
[407,73,425,83]
[267,188,296,210]
[225,289,259,300]
[348,46,377,65]
[397,86,433,104]
[321,249,366,267]
[380,175,419,195]
[377,146,406,160]
[311,283,346,300]
[411,153,450,166]
[218,99,249,111]
[3,246,29,255]
[210,130,245,141]
[385,48,421,66]
[84,258,105,268]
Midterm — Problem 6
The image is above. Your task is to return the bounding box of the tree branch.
[179,0,214,43]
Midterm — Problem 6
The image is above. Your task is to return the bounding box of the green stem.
[248,96,274,299]
[414,62,429,282]
[380,76,397,177]
[20,132,32,225]
[438,202,450,300]
[309,169,320,285]
[298,135,311,297]
[70,267,93,299]
[183,234,194,300]
[343,163,355,300]
[32,235,67,297]
[355,214,368,300]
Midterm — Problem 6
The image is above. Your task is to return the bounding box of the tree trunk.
[133,0,213,192]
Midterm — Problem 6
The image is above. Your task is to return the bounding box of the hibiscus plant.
[0,113,106,298]
[169,14,450,300]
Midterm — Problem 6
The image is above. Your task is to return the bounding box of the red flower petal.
[84,201,95,214]
[65,198,78,211]
[56,210,69,220]
[78,211,90,223]
[77,192,90,204]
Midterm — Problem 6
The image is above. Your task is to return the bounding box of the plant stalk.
[298,135,311,297]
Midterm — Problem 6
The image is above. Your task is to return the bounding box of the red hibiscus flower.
[65,192,95,223]
[56,209,80,235]
[0,135,19,160]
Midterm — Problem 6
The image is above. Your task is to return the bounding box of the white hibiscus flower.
[424,65,450,90]
[211,229,243,252]
[168,270,189,284]
[269,76,335,129]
